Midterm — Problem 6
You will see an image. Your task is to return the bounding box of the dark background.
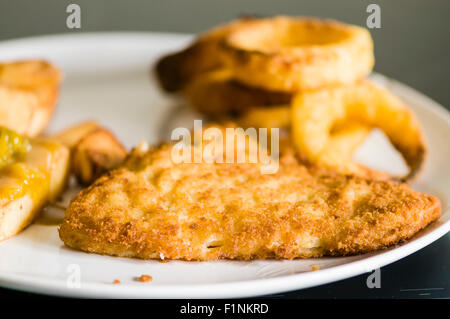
[0,0,449,299]
[1,0,449,109]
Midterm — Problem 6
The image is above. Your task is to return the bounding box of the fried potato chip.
[0,60,61,137]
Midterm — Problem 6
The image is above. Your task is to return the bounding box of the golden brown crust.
[59,128,440,261]
[291,79,427,182]
[235,105,291,129]
[222,16,374,92]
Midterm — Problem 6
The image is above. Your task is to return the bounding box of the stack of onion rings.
[154,16,427,182]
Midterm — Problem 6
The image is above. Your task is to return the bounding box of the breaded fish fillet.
[59,129,440,260]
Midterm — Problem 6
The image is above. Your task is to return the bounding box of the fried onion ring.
[184,69,291,117]
[154,18,257,92]
[237,105,371,143]
[237,105,291,129]
[222,16,374,92]
[292,79,426,181]
[236,106,371,161]
[185,70,372,161]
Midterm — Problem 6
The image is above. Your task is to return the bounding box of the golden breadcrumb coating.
[59,128,440,260]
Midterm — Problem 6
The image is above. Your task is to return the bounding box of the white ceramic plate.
[0,33,448,299]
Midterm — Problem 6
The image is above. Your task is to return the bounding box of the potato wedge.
[0,138,70,241]
[72,128,127,185]
[0,60,61,137]
[54,121,127,185]
[53,121,100,149]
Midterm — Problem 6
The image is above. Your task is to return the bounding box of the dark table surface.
[0,0,449,299]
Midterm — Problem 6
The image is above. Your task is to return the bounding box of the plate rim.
[0,32,448,298]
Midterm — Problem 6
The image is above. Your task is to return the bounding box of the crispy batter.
[185,71,372,161]
[184,69,292,117]
[235,105,292,129]
[154,18,256,92]
[222,16,374,92]
[291,79,426,181]
[59,126,440,260]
